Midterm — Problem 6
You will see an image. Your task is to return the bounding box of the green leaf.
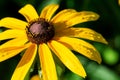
[63,71,84,80]
[86,62,120,80]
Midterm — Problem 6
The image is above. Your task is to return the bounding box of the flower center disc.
[26,18,55,44]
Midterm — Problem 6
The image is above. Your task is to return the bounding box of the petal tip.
[97,58,102,64]
[18,4,39,22]
[18,4,33,13]
[104,40,108,44]
[79,71,87,78]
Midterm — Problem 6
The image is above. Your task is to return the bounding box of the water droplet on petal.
[97,36,101,39]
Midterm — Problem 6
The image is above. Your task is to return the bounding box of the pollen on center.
[26,18,55,44]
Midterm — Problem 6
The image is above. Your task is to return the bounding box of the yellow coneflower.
[0,4,107,80]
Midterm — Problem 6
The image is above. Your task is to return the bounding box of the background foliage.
[0,0,120,80]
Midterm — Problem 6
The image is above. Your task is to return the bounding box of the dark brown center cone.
[26,18,55,44]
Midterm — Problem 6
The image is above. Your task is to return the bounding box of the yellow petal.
[0,17,27,29]
[48,40,86,78]
[30,75,41,80]
[52,11,99,31]
[51,9,76,22]
[51,9,77,31]
[11,44,37,80]
[19,4,39,22]
[119,0,120,5]
[65,11,99,27]
[55,28,108,44]
[40,4,59,21]
[0,43,31,62]
[39,43,57,80]
[0,29,26,40]
[0,36,28,49]
[55,37,102,64]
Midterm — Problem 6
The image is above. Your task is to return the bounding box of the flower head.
[0,4,107,80]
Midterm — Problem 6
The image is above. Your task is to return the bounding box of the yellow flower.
[0,4,107,80]
[30,75,41,80]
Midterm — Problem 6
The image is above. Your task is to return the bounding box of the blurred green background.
[0,0,120,80]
